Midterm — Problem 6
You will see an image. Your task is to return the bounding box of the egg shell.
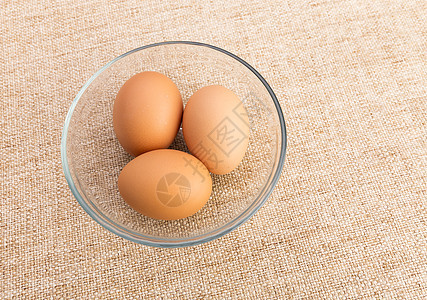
[118,149,212,220]
[113,71,183,157]
[182,85,250,174]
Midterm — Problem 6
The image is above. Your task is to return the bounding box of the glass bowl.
[61,41,287,248]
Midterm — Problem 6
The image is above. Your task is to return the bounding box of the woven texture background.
[1,0,427,298]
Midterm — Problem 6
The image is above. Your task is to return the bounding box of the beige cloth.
[2,0,427,298]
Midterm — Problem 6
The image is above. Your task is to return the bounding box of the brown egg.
[118,149,212,220]
[113,71,183,157]
[182,85,250,174]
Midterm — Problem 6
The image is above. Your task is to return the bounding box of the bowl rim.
[61,41,287,248]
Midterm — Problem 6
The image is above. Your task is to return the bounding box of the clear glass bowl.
[61,41,287,247]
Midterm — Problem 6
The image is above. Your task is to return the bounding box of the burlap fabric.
[1,0,426,298]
